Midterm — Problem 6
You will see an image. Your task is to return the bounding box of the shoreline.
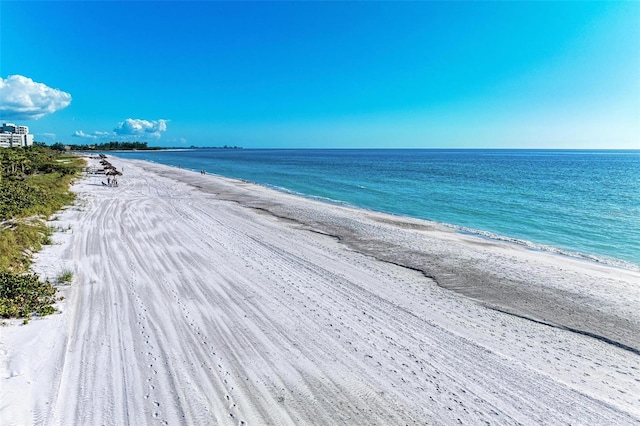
[1,156,638,424]
[230,174,640,272]
[132,157,640,352]
[113,152,640,272]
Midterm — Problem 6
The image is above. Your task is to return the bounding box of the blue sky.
[1,1,638,148]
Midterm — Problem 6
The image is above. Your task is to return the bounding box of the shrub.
[0,272,59,318]
[0,180,42,220]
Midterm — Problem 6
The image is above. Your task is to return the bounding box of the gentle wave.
[225,175,640,272]
[452,227,640,272]
[111,149,640,269]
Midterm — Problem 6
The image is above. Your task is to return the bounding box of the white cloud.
[38,132,57,141]
[0,75,72,120]
[73,130,113,139]
[73,130,97,139]
[114,118,168,138]
[168,137,187,145]
[73,118,168,141]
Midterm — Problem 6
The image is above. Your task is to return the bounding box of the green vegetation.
[0,272,60,318]
[0,146,84,321]
[51,141,156,151]
[0,219,51,271]
[49,141,243,151]
[56,270,74,284]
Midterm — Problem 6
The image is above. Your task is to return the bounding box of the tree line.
[1,145,78,182]
[50,141,157,151]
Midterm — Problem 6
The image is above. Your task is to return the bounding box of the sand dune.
[1,157,639,425]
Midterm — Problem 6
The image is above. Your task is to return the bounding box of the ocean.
[113,149,640,269]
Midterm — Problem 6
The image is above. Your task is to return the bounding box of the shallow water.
[113,149,640,268]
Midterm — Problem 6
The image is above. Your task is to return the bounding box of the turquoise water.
[113,149,640,269]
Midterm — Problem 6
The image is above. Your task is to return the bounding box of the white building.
[0,122,34,148]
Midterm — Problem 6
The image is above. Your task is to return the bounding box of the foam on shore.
[1,156,638,425]
[140,158,640,352]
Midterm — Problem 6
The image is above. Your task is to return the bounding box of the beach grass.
[56,269,74,284]
[0,147,84,319]
[0,220,52,271]
[3,156,639,423]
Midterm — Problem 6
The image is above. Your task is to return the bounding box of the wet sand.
[1,157,638,425]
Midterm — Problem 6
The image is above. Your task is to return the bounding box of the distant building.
[0,122,34,148]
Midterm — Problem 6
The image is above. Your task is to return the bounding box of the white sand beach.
[1,157,639,425]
